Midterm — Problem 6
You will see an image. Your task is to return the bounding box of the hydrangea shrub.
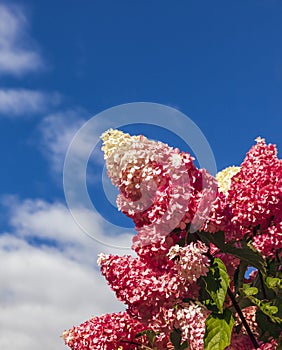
[63,130,282,350]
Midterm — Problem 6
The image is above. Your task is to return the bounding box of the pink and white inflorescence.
[101,129,220,267]
[224,138,282,257]
[62,312,150,350]
[168,241,210,284]
[101,128,193,235]
[97,252,201,336]
[175,302,210,350]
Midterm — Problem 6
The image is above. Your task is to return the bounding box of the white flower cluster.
[168,241,210,284]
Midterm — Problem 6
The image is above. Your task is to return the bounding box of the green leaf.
[243,292,282,324]
[198,277,219,312]
[234,296,253,313]
[267,256,282,279]
[204,309,234,350]
[197,231,266,274]
[197,230,224,247]
[204,258,230,313]
[243,286,258,296]
[266,277,282,290]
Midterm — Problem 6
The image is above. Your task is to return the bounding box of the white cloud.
[0,89,61,117]
[38,108,112,193]
[4,196,133,262]
[0,197,134,350]
[0,234,124,350]
[38,109,88,173]
[0,3,44,76]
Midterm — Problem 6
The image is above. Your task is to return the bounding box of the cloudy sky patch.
[0,3,44,76]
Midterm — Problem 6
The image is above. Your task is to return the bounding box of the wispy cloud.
[0,196,133,350]
[38,108,112,183]
[38,109,88,173]
[0,3,44,76]
[0,89,61,117]
[4,196,133,262]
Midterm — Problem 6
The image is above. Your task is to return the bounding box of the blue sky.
[0,1,282,349]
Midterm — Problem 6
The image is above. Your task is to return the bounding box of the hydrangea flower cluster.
[167,241,210,284]
[62,312,151,350]
[101,129,192,232]
[97,250,207,337]
[101,129,221,251]
[175,302,210,349]
[224,137,282,257]
[63,130,282,350]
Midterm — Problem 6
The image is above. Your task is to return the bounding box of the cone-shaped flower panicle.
[62,311,150,350]
[101,129,193,231]
[101,129,221,255]
[223,138,282,256]
[97,253,196,325]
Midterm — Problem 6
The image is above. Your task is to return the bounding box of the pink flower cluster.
[224,138,282,258]
[63,131,282,349]
[62,312,150,350]
[234,306,259,337]
[97,251,204,335]
[101,129,193,234]
[63,246,209,348]
[168,241,210,284]
[101,129,220,255]
[175,302,210,349]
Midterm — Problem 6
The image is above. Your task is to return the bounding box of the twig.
[227,288,260,349]
[259,271,267,299]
